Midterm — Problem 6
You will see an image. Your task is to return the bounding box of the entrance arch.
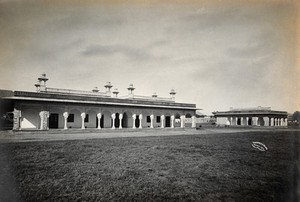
[122,113,128,128]
[102,111,111,128]
[115,113,120,128]
[248,118,252,126]
[237,118,241,125]
[135,114,140,128]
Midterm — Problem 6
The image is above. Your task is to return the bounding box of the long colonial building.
[213,107,288,127]
[0,74,198,131]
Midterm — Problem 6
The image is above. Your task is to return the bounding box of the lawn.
[0,130,299,201]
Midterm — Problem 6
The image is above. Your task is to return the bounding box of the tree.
[292,111,300,122]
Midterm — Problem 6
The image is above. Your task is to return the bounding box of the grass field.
[0,130,299,201]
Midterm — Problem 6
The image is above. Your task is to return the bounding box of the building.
[0,74,198,131]
[213,107,288,127]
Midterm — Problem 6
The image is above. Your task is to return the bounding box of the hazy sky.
[0,0,299,114]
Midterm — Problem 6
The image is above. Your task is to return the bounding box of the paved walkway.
[0,127,298,143]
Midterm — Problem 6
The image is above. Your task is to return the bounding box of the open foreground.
[0,129,299,201]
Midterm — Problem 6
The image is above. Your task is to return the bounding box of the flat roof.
[2,90,198,110]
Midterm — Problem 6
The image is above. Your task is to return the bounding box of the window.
[84,114,89,122]
[147,116,151,123]
[156,116,161,123]
[67,114,74,122]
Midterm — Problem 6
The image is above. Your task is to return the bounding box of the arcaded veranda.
[0,74,198,131]
[213,107,288,127]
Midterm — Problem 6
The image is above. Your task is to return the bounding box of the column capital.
[63,112,69,118]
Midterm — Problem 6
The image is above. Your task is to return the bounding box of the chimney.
[169,89,176,101]
[104,82,113,96]
[152,92,158,98]
[37,73,48,92]
[112,88,119,98]
[92,87,99,93]
[127,84,135,98]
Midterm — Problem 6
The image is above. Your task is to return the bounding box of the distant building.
[213,107,288,127]
[0,74,198,131]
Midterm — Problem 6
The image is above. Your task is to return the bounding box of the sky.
[0,0,299,115]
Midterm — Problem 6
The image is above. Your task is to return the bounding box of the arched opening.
[135,114,140,128]
[248,118,252,126]
[258,117,265,126]
[115,113,120,128]
[174,113,181,127]
[102,111,111,128]
[165,116,171,127]
[68,108,81,128]
[237,118,241,125]
[96,114,104,128]
[186,113,192,118]
[122,113,128,128]
[185,113,192,127]
[49,113,59,129]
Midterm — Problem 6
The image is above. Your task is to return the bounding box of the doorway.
[165,116,171,127]
[49,113,59,129]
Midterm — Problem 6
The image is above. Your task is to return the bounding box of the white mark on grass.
[252,142,268,151]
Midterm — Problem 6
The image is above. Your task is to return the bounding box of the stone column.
[111,113,116,129]
[119,114,123,129]
[150,114,154,128]
[230,117,233,125]
[139,114,143,128]
[275,118,278,126]
[283,118,287,126]
[132,114,136,129]
[171,115,175,128]
[246,117,249,126]
[13,109,21,130]
[235,117,238,125]
[180,115,185,128]
[81,113,86,129]
[39,111,50,130]
[97,113,102,129]
[63,112,69,129]
[270,118,274,126]
[161,115,165,128]
[192,116,196,128]
[240,117,244,126]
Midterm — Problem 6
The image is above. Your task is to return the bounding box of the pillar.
[270,118,274,126]
[97,113,102,129]
[240,117,244,126]
[180,115,185,128]
[230,117,233,125]
[235,117,238,125]
[63,112,69,129]
[119,114,123,129]
[139,114,143,129]
[111,113,116,129]
[246,117,249,126]
[81,112,86,129]
[13,109,21,130]
[150,114,154,128]
[171,115,175,128]
[283,118,287,126]
[39,111,49,130]
[161,115,165,128]
[132,114,136,129]
[264,117,269,126]
[192,116,196,128]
